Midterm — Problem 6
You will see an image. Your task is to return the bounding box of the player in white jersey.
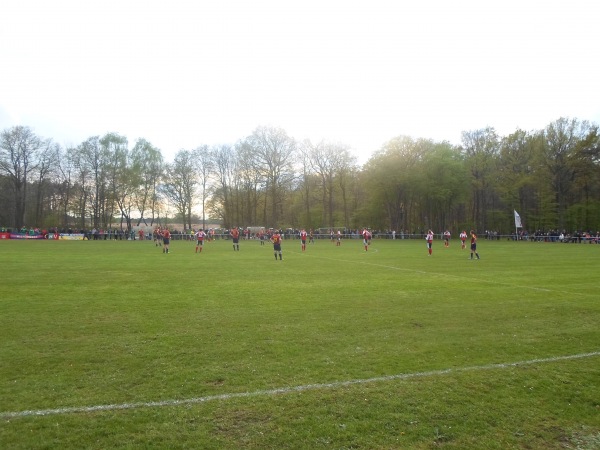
[459,230,467,249]
[443,230,451,247]
[195,229,206,253]
[426,230,434,256]
[362,228,371,251]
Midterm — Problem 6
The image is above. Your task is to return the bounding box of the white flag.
[514,210,522,228]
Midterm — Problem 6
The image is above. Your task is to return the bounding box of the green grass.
[1,237,599,449]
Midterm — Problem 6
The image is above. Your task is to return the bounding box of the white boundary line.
[298,251,595,297]
[2,351,598,419]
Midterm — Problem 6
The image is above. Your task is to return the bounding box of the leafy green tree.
[363,136,427,232]
[297,140,318,228]
[537,118,590,229]
[336,152,358,228]
[461,127,500,230]
[420,142,469,232]
[566,125,600,230]
[497,129,537,229]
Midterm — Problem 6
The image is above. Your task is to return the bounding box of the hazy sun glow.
[1,0,598,163]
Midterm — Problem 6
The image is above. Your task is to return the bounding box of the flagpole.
[514,210,521,241]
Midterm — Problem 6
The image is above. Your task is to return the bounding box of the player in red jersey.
[362,228,371,251]
[426,229,434,256]
[271,231,283,260]
[300,229,307,251]
[230,227,240,251]
[162,228,171,254]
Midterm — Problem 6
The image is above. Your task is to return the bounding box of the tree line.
[1,118,599,234]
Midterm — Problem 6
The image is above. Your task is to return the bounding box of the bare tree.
[245,126,296,227]
[163,149,197,231]
[100,133,129,229]
[131,138,163,226]
[56,146,77,227]
[335,149,357,227]
[208,144,237,227]
[69,144,95,229]
[306,140,352,227]
[0,126,44,227]
[78,136,106,228]
[32,139,60,225]
[298,140,316,227]
[193,145,214,230]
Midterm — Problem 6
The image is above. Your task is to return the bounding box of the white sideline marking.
[2,351,598,419]
[301,253,593,297]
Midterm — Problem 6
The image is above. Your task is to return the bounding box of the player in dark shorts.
[162,228,171,254]
[231,227,240,251]
[470,230,480,260]
[194,229,206,253]
[271,231,283,260]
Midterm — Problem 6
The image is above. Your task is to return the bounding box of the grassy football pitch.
[1,237,599,449]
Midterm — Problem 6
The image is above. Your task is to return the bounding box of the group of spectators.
[518,229,600,243]
[4,225,599,244]
[5,226,47,235]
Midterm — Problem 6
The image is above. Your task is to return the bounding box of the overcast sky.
[1,0,598,163]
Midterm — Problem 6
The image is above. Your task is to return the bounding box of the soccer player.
[300,229,307,251]
[231,227,240,251]
[470,230,480,260]
[362,228,371,251]
[271,230,283,260]
[459,230,468,249]
[443,230,451,247]
[194,229,206,253]
[336,229,342,246]
[162,228,171,254]
[426,229,434,256]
